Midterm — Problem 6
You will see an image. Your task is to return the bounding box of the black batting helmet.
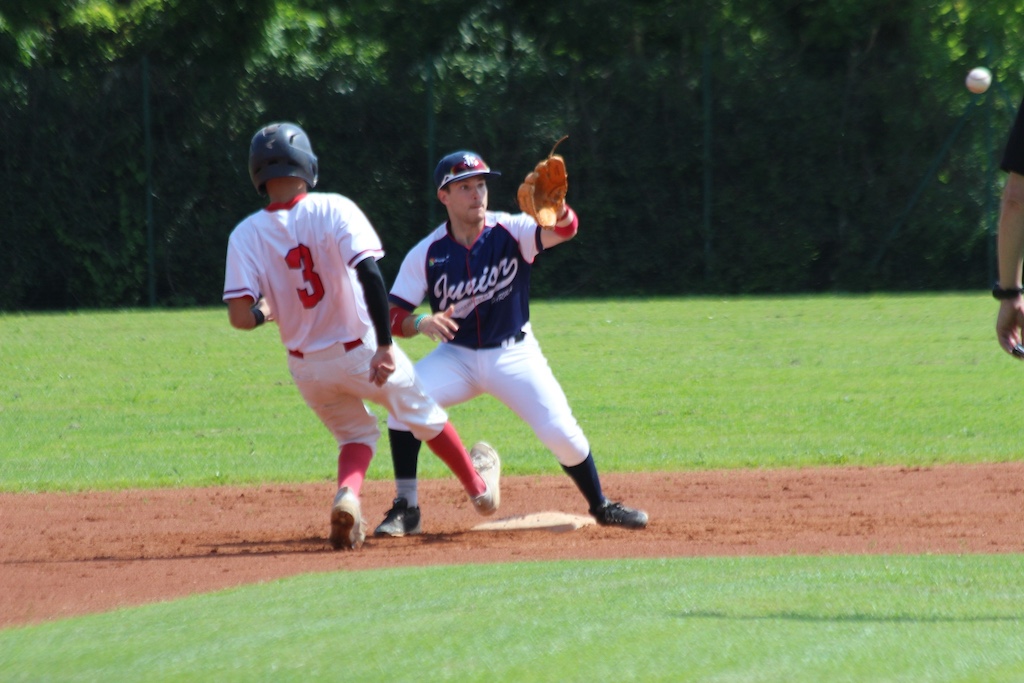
[248,122,319,195]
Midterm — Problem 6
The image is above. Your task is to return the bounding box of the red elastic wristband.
[389,307,412,337]
[553,207,578,239]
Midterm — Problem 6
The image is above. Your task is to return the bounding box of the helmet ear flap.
[248,123,319,195]
[307,156,319,189]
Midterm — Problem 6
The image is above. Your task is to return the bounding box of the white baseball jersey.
[223,193,384,354]
[225,191,449,447]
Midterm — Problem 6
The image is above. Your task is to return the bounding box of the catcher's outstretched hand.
[518,136,568,229]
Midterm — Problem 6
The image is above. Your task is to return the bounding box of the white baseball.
[966,67,992,94]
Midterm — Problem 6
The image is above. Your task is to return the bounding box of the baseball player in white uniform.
[374,150,648,536]
[222,124,500,550]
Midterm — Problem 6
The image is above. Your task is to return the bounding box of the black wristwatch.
[992,284,1024,300]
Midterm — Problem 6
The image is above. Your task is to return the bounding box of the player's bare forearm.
[995,173,1024,357]
[997,173,1024,289]
[226,296,269,330]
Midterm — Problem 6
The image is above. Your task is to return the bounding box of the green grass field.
[2,294,1023,680]
[2,556,1022,682]
[1,293,1020,491]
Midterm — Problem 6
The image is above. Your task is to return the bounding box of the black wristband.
[252,307,266,326]
[992,284,1024,300]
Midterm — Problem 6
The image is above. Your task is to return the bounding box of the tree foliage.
[1,0,1021,309]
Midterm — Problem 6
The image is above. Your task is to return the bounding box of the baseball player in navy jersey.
[222,124,500,550]
[374,150,648,536]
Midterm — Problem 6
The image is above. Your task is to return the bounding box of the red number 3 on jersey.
[285,244,325,308]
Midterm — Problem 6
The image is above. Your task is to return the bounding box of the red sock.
[337,443,374,495]
[426,423,485,496]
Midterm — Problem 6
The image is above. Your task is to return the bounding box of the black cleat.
[590,500,649,529]
[373,497,423,537]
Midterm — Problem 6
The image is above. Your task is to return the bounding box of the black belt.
[478,331,526,349]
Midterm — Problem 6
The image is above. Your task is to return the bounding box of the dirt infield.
[2,463,1022,629]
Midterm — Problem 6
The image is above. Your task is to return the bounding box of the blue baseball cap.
[434,151,501,190]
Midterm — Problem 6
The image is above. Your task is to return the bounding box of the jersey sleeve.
[495,211,543,264]
[388,238,431,311]
[222,223,261,302]
[332,195,384,267]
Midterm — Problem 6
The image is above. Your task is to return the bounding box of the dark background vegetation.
[1,0,1020,310]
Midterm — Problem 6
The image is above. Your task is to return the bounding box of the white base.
[471,511,595,533]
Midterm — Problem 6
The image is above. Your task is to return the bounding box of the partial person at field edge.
[994,95,1024,355]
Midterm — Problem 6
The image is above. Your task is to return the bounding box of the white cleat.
[329,486,365,550]
[469,442,501,516]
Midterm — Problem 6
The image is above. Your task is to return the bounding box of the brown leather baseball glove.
[517,136,568,229]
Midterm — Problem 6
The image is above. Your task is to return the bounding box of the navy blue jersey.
[390,211,543,349]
